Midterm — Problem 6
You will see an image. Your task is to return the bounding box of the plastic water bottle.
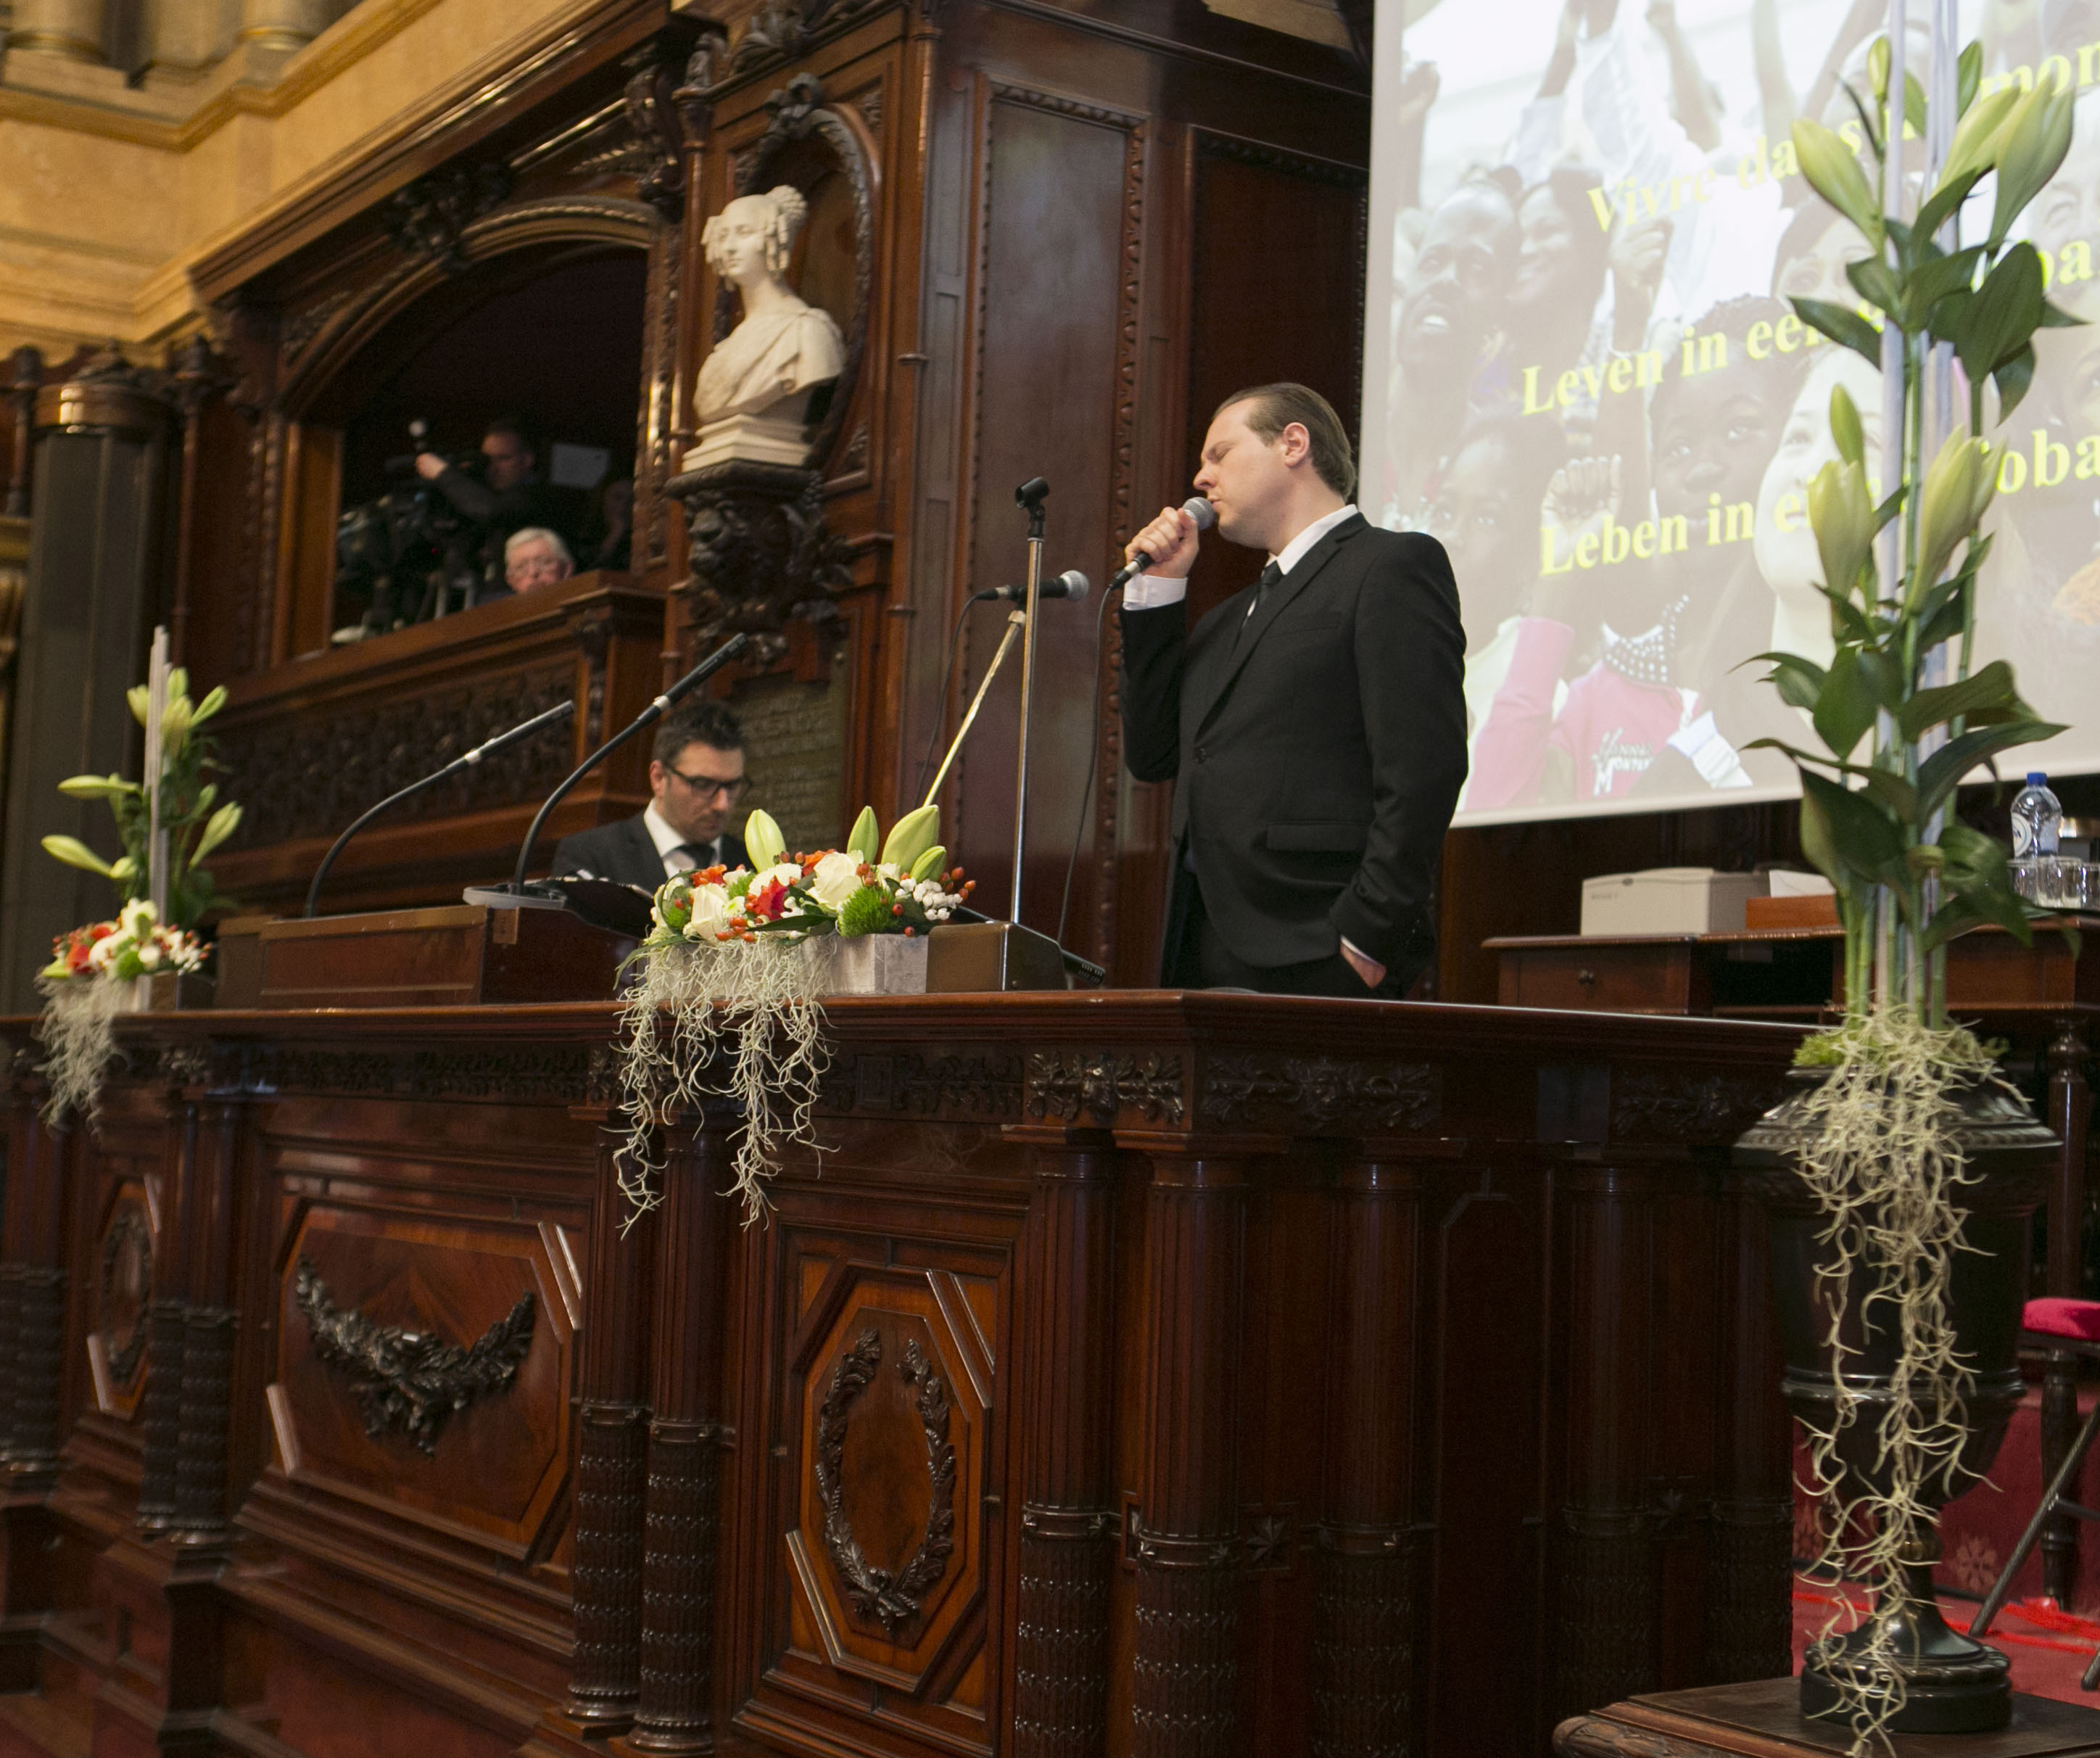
[2012,772,2062,857]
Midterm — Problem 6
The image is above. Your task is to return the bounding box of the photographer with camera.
[413,416,569,561]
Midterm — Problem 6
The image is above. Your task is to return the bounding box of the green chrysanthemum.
[836,885,892,936]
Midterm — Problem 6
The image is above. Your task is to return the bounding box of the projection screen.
[1360,0,2100,826]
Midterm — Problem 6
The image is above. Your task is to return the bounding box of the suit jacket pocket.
[1269,612,1344,640]
[1265,821,1368,853]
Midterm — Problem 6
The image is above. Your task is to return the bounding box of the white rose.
[808,850,864,909]
[757,862,803,893]
[137,941,162,969]
[88,936,118,970]
[683,883,732,940]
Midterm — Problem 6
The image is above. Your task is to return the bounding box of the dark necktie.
[1236,560,1283,645]
[673,840,716,873]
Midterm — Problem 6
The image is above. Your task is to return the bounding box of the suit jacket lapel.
[1192,514,1363,735]
[627,815,665,886]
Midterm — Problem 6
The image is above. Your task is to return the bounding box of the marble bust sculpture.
[686,185,845,469]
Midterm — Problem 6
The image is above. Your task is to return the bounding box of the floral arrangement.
[35,661,240,1123]
[44,900,207,986]
[614,801,966,1225]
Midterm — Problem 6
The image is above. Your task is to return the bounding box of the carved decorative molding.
[98,1205,151,1390]
[665,461,853,668]
[1201,1055,1439,1134]
[822,1051,1024,1118]
[727,0,887,78]
[385,164,513,274]
[293,1258,535,1456]
[214,663,574,849]
[1608,1069,1787,1145]
[1026,1051,1183,1128]
[218,1043,598,1106]
[280,286,360,368]
[813,1329,956,1633]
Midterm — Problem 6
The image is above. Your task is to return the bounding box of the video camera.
[331,420,493,643]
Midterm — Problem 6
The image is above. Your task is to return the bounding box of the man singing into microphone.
[1119,383,1466,996]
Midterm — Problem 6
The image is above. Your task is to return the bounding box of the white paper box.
[1579,867,1768,937]
[803,933,930,995]
[1767,870,1835,899]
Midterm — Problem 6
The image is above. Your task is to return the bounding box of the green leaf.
[1753,651,1827,711]
[1917,720,2068,820]
[1857,767,1919,823]
[1897,659,2033,740]
[2040,297,2087,329]
[1906,244,1985,316]
[1793,296,1885,366]
[1904,70,1927,142]
[1846,255,1905,318]
[1915,170,1984,246]
[1930,822,2032,946]
[1801,769,1909,890]
[1995,343,2037,421]
[1816,581,1877,645]
[1957,244,2046,383]
[1957,41,1983,115]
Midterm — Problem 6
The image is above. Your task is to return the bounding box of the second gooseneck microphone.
[985,569,1088,604]
[1108,496,1216,594]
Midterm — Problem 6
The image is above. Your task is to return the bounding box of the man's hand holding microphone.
[1114,495,1216,590]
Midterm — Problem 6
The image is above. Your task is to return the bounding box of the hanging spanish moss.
[33,973,130,1128]
[613,938,830,1226]
[1794,1007,2006,1751]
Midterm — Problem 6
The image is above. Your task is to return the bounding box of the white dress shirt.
[1121,503,1358,610]
[645,802,718,876]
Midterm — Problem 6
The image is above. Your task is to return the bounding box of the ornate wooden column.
[1010,1126,1120,1758]
[2041,1020,2093,1606]
[566,1131,657,1732]
[1123,1132,1265,1758]
[4,347,39,519]
[1555,1163,1660,1720]
[137,1076,199,1530]
[1312,1152,1423,1757]
[1703,1168,1793,1683]
[0,1046,62,1689]
[626,1118,732,1754]
[173,1073,249,1548]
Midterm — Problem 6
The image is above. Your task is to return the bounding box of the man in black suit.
[550,700,753,891]
[1118,382,1466,996]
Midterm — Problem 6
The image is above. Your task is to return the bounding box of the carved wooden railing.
[204,571,666,916]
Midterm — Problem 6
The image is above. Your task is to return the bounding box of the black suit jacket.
[548,814,751,891]
[1118,513,1466,975]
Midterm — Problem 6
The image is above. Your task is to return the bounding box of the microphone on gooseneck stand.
[305,700,576,917]
[1107,496,1215,594]
[490,632,751,903]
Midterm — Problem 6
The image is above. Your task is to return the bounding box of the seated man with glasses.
[550,700,751,890]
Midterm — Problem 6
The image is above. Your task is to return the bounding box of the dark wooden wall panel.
[949,90,1141,932]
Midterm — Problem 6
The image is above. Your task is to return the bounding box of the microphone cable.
[1054,577,1117,973]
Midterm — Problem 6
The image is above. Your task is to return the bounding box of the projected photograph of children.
[1366,0,2100,822]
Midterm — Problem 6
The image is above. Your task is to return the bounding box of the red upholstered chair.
[1972,1298,2100,1687]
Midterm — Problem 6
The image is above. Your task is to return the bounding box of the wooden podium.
[215,903,633,1008]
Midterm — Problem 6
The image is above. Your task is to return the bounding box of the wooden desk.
[1490,924,2100,1609]
[1558,1678,2100,1756]
[0,995,1805,1758]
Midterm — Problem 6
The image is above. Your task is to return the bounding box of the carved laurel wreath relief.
[293,1258,536,1456]
[814,1328,957,1634]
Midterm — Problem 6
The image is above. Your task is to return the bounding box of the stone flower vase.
[1734,1070,2056,1735]
[802,933,929,996]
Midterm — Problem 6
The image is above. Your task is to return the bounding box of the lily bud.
[191,685,228,726]
[1867,34,1890,104]
[881,804,941,870]
[1992,80,2078,246]
[157,698,192,748]
[128,685,150,727]
[55,773,136,799]
[1791,117,1883,244]
[167,667,188,703]
[743,809,788,868]
[1935,84,2021,197]
[41,835,114,877]
[192,802,242,864]
[845,805,880,863]
[1829,382,1865,468]
[909,844,947,881]
[1911,432,1996,606]
[1807,459,1874,600]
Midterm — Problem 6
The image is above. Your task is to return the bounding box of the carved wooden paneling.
[87,1182,153,1420]
[269,1205,576,1556]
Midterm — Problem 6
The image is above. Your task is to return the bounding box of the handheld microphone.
[985,569,1089,604]
[1109,497,1216,593]
[505,632,751,896]
[305,700,576,917]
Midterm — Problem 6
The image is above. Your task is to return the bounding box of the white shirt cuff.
[1340,935,1384,979]
[1120,573,1189,610]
